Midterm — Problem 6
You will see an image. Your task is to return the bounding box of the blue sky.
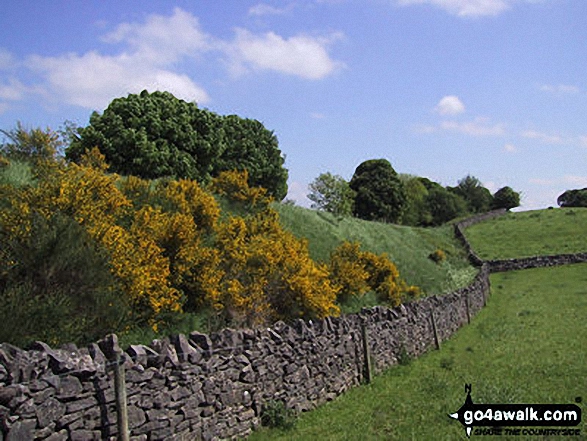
[1,0,586,210]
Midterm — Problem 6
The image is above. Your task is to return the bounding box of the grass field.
[464,208,587,260]
[275,203,476,296]
[248,263,587,440]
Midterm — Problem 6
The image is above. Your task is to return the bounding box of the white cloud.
[0,78,26,101]
[248,3,294,16]
[503,143,516,152]
[538,83,580,94]
[520,129,565,145]
[101,7,211,64]
[440,117,505,136]
[396,0,541,17]
[27,8,213,110]
[229,29,345,79]
[18,8,344,111]
[0,49,16,70]
[435,95,465,115]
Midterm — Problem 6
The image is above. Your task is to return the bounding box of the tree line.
[308,158,522,225]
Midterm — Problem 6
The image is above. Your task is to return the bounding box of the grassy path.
[249,264,587,440]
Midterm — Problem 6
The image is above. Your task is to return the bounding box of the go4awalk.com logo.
[449,384,582,438]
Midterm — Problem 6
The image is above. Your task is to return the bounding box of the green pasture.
[464,208,587,260]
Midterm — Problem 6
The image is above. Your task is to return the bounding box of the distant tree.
[66,90,288,200]
[426,186,468,225]
[557,188,587,208]
[449,175,493,214]
[349,159,406,223]
[308,172,356,217]
[1,123,62,162]
[492,186,521,210]
[399,174,431,226]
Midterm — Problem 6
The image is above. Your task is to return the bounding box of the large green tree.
[66,90,288,200]
[425,186,468,225]
[349,159,406,223]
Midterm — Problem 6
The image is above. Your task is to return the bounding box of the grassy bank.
[249,263,587,440]
[464,208,587,260]
[274,203,476,296]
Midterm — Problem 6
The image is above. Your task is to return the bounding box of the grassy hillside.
[274,203,476,296]
[249,263,587,440]
[464,208,587,260]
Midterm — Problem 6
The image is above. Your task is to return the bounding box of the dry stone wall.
[0,267,490,441]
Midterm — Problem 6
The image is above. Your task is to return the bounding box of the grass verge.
[248,263,587,440]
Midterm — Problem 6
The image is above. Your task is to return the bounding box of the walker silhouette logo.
[449,384,582,438]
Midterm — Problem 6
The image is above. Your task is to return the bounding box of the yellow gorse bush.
[212,208,340,326]
[2,148,419,335]
[329,241,421,308]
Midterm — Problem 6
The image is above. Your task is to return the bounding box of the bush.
[428,249,446,263]
[261,401,296,430]
[328,241,420,308]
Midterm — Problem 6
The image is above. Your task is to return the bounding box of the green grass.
[249,263,587,440]
[274,203,476,296]
[464,208,587,260]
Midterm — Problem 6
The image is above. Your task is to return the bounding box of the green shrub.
[260,401,296,430]
[428,249,446,263]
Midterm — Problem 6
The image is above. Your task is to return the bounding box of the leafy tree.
[449,175,493,214]
[66,90,288,199]
[215,115,288,200]
[492,186,521,210]
[307,172,356,217]
[425,186,468,225]
[399,174,431,226]
[557,188,587,208]
[349,159,406,223]
[1,123,62,162]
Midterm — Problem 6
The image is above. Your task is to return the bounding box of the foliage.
[66,90,288,199]
[0,122,62,162]
[448,175,493,214]
[328,241,420,308]
[0,210,129,347]
[215,115,288,201]
[349,159,406,223]
[328,241,371,302]
[557,188,587,208]
[307,172,356,217]
[261,401,296,430]
[428,249,446,263]
[425,186,468,226]
[492,186,521,210]
[210,169,272,210]
[398,174,431,226]
[211,208,340,327]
